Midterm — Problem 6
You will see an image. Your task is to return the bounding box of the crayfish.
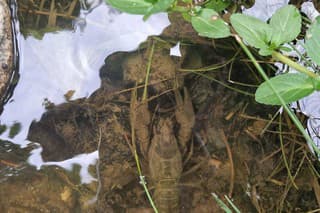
[130,87,195,213]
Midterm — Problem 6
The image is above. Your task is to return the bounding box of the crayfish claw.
[174,87,195,153]
[175,87,195,126]
[130,89,151,158]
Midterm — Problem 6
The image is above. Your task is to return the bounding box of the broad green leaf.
[231,13,272,52]
[269,5,301,46]
[105,0,152,14]
[191,8,231,39]
[204,0,231,12]
[305,18,320,66]
[258,47,273,56]
[255,73,316,105]
[279,46,293,52]
[313,77,320,90]
[144,0,175,20]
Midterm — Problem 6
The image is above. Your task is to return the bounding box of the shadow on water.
[1,1,320,212]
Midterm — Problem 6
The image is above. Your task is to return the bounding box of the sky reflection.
[0,2,169,182]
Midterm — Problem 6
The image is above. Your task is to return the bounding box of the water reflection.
[18,0,81,39]
[1,1,169,178]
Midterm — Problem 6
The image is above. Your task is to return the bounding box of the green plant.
[0,124,7,135]
[9,122,21,139]
[104,0,320,156]
[211,193,241,213]
[105,1,320,104]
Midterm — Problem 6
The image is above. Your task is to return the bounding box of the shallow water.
[0,0,169,181]
[2,1,319,212]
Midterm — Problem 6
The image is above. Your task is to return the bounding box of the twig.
[67,0,78,17]
[35,0,45,28]
[18,8,77,19]
[312,173,320,207]
[193,71,254,97]
[0,159,19,167]
[219,129,234,198]
[259,141,290,163]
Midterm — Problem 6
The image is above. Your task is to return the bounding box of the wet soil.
[1,12,320,213]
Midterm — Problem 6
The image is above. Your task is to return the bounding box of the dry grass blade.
[279,114,298,190]
[311,173,320,207]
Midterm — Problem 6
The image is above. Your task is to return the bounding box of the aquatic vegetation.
[104,0,320,212]
[2,1,319,212]
[105,0,320,157]
[8,122,21,139]
[0,124,7,135]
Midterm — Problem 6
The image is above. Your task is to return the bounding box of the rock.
[0,0,15,111]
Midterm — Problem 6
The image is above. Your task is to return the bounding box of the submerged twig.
[0,159,19,168]
[219,129,234,198]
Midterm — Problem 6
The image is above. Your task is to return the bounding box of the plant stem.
[272,51,318,78]
[224,195,241,213]
[211,193,233,213]
[235,35,320,156]
[143,40,155,101]
[134,150,158,213]
[172,5,189,13]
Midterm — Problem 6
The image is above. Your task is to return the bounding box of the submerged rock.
[0,140,97,212]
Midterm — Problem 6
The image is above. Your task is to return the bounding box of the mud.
[1,11,320,213]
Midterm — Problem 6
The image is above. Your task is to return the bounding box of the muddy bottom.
[2,14,320,213]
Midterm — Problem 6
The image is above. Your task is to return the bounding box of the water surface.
[1,0,169,181]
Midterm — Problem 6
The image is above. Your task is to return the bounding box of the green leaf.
[182,12,192,22]
[255,73,316,105]
[305,18,320,66]
[269,5,301,46]
[258,47,273,56]
[105,0,152,14]
[204,0,231,12]
[144,0,175,20]
[231,13,272,52]
[279,46,292,52]
[191,8,231,39]
[312,77,320,90]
